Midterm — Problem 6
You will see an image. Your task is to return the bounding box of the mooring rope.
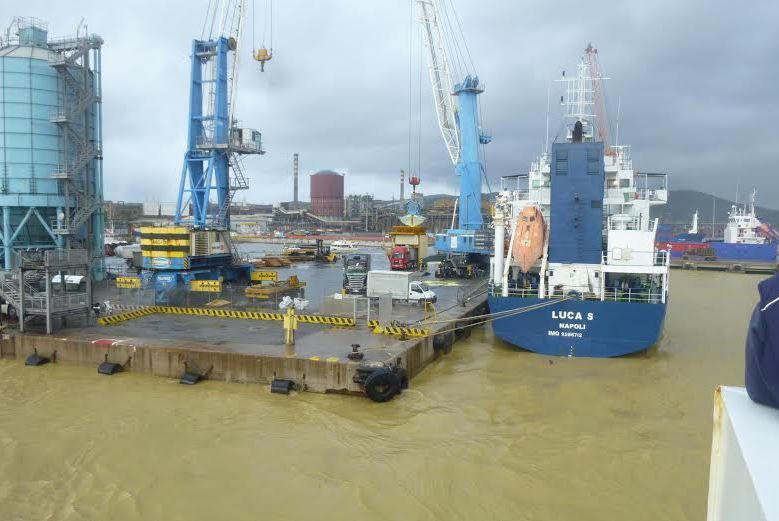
[421,295,575,337]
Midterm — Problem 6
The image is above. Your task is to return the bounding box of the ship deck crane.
[585,43,611,152]
[417,0,492,256]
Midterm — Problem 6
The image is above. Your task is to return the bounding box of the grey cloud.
[7,0,778,207]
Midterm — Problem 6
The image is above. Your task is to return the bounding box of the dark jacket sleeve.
[745,302,778,408]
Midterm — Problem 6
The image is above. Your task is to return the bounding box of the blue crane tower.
[141,1,263,303]
[417,0,492,256]
[175,32,263,229]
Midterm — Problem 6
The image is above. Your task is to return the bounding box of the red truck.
[389,245,417,271]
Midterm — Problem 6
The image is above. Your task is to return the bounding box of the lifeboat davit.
[512,206,545,273]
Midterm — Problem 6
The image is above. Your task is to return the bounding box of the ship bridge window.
[619,179,630,188]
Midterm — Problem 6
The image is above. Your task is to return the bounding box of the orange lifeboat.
[512,206,546,273]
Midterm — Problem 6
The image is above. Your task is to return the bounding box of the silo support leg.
[3,207,11,270]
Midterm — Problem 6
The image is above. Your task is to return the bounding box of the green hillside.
[651,190,779,226]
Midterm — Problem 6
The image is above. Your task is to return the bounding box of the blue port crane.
[175,0,264,230]
[417,0,492,255]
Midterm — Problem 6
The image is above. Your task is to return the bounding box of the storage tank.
[310,170,344,218]
[0,17,104,276]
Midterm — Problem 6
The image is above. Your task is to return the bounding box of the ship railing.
[509,189,531,201]
[603,288,663,304]
[502,287,539,298]
[607,216,642,231]
[635,189,667,202]
[654,250,670,267]
[499,173,528,192]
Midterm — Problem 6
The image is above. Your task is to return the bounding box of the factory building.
[0,17,104,277]
[310,170,344,218]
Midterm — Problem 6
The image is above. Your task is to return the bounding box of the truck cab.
[408,281,436,303]
[389,245,416,271]
[343,254,371,294]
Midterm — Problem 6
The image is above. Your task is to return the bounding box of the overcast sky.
[8,0,778,207]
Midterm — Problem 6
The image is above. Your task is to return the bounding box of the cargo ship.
[487,46,670,357]
[656,191,778,266]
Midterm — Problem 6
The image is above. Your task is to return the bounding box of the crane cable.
[251,0,272,51]
[407,0,414,184]
[201,0,213,39]
[263,0,272,50]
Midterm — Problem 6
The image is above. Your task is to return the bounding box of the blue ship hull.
[488,296,667,357]
[688,242,776,262]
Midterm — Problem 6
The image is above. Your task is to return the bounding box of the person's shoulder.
[758,273,779,310]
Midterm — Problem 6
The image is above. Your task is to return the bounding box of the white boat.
[330,240,357,253]
[724,190,777,245]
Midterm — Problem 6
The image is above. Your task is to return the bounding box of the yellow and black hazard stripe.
[97,307,158,325]
[370,323,430,338]
[298,315,356,326]
[97,305,357,327]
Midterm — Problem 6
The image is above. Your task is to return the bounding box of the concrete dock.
[671,259,777,274]
[0,273,488,397]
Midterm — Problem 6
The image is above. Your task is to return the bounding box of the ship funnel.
[572,121,584,142]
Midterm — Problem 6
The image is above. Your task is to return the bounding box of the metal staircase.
[214,153,249,229]
[47,34,103,241]
[0,250,92,333]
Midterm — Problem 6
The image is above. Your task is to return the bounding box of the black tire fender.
[433,333,452,353]
[393,367,409,390]
[364,368,401,402]
[462,323,472,338]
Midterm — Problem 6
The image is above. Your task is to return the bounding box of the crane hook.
[254,47,272,72]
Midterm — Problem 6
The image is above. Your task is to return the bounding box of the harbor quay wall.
[0,295,488,396]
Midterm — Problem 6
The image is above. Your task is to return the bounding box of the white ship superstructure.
[724,191,770,245]
[488,46,671,357]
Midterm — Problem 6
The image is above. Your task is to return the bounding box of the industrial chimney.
[400,170,405,202]
[293,153,299,208]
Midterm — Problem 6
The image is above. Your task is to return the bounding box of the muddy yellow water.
[0,271,760,520]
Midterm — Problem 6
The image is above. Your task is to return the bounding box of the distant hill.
[422,190,779,227]
[422,194,457,205]
[651,190,779,226]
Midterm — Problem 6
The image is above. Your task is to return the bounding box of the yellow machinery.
[245,274,306,300]
[388,226,429,270]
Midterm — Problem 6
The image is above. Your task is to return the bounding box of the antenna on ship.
[544,82,551,154]
[712,196,716,238]
[750,189,757,217]
[735,179,740,207]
